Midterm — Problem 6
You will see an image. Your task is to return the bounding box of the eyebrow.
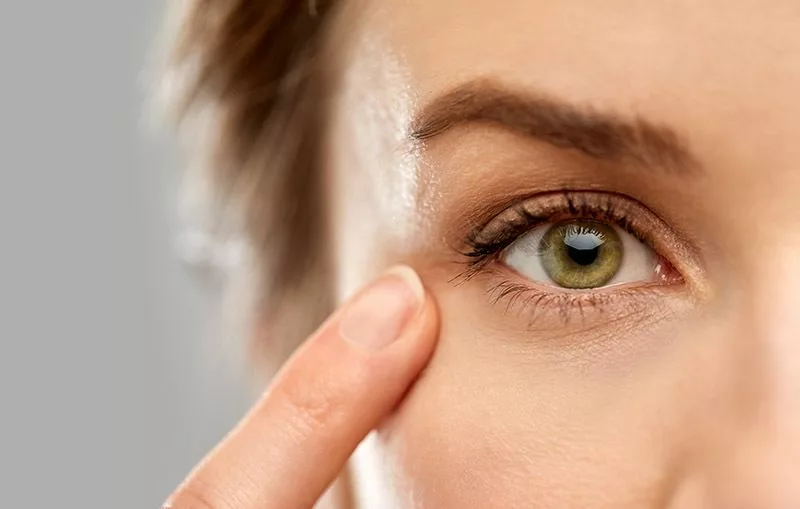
[410,79,698,173]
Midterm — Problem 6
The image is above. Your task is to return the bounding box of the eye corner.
[653,255,684,286]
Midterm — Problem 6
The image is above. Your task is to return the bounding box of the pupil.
[567,245,599,266]
[563,230,603,266]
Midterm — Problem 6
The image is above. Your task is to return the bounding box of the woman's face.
[326,1,800,507]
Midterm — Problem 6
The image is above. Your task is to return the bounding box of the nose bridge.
[703,229,800,506]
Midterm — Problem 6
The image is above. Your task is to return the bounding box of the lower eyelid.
[479,263,687,330]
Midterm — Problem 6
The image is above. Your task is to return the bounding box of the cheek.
[372,283,711,508]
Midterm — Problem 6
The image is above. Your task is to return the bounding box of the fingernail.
[339,266,425,350]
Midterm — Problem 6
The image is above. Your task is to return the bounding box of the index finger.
[165,266,439,509]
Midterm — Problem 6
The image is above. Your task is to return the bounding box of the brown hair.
[163,0,342,369]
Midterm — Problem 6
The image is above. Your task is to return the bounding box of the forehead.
[372,0,800,106]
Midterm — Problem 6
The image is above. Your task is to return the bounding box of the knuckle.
[277,360,371,440]
[280,377,338,438]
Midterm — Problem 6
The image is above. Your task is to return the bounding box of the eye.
[503,219,659,290]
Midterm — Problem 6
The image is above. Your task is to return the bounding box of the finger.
[165,265,439,509]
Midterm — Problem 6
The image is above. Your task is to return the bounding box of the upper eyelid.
[465,191,645,252]
[464,204,549,254]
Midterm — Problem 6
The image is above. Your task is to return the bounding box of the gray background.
[0,1,255,507]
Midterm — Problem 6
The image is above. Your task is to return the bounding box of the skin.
[166,267,439,508]
[168,1,800,508]
[328,0,800,507]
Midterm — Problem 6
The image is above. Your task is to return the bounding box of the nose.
[699,243,800,508]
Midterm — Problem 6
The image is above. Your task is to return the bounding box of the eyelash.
[452,191,681,322]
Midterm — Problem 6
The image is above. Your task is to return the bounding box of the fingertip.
[384,264,426,305]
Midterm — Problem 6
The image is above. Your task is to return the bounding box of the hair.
[162,0,343,370]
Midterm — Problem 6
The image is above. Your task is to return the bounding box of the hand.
[164,266,440,509]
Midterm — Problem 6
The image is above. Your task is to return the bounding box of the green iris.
[540,220,623,289]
